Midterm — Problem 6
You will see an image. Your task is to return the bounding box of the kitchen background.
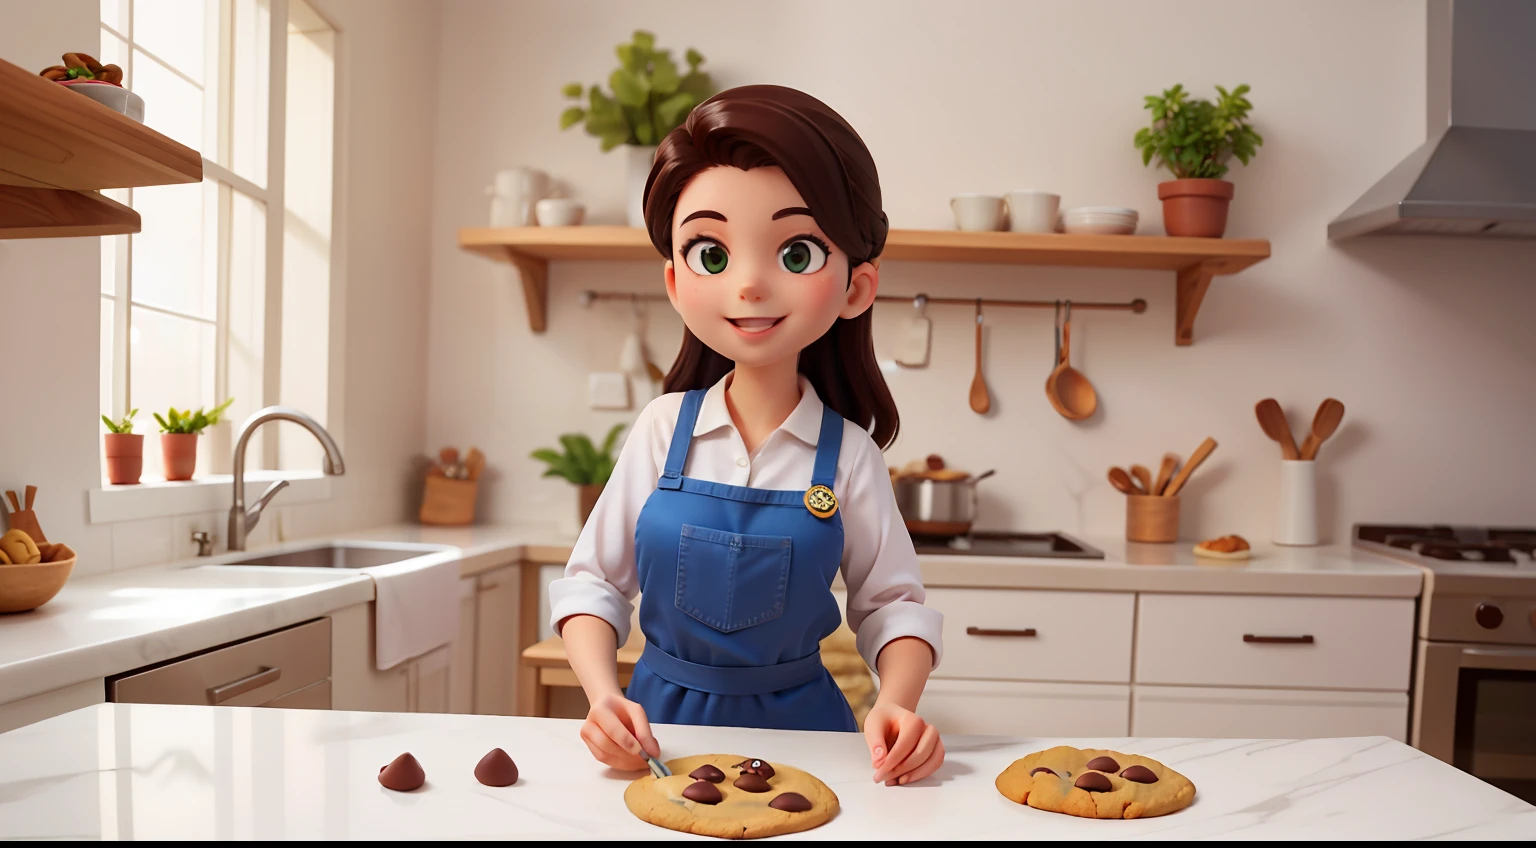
[2,0,1535,581]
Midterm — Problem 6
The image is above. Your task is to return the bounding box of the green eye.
[779,239,827,274]
[684,241,729,275]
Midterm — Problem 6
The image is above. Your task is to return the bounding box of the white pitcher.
[487,167,550,227]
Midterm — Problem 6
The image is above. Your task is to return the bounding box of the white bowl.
[59,80,144,123]
[1063,220,1138,235]
[1065,206,1138,217]
[535,198,586,227]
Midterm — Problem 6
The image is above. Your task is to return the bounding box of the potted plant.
[531,424,625,527]
[559,30,713,228]
[1134,84,1263,238]
[154,398,233,481]
[101,409,142,485]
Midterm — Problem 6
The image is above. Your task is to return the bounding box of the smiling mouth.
[727,316,785,334]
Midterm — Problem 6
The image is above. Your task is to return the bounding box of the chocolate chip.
[473,748,518,787]
[689,764,726,783]
[1074,772,1113,792]
[733,758,775,778]
[1085,756,1120,772]
[769,792,813,812]
[682,780,723,804]
[378,753,425,792]
[1029,767,1057,777]
[1119,765,1159,784]
[734,773,772,793]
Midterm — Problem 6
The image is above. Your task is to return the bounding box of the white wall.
[427,0,1536,542]
[0,0,439,574]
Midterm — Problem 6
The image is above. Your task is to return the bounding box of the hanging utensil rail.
[578,290,1147,313]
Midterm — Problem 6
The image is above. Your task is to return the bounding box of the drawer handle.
[207,666,282,704]
[966,627,1038,638]
[1243,634,1315,645]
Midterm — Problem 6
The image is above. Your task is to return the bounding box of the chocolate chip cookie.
[625,755,837,839]
[995,746,1195,819]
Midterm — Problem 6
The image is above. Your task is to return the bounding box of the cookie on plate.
[995,746,1195,819]
[624,754,837,839]
[1194,534,1252,561]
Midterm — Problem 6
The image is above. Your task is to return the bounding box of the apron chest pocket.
[676,524,792,633]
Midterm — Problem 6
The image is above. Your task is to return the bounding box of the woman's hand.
[580,693,660,771]
[863,701,945,786]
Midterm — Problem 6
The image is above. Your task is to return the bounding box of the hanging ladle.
[1044,300,1099,421]
[968,299,991,414]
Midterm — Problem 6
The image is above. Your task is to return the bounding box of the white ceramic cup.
[488,167,550,226]
[950,194,1006,231]
[535,198,585,227]
[1005,190,1061,233]
[1274,459,1319,546]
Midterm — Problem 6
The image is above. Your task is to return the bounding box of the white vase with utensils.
[487,167,550,227]
[626,145,658,228]
[1274,459,1319,546]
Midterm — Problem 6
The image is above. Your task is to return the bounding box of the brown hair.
[643,85,899,449]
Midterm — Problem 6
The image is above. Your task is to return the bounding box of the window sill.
[88,470,333,524]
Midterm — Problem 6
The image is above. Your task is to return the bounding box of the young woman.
[549,85,945,787]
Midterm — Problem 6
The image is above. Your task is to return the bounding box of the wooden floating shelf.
[0,56,202,240]
[458,225,1271,344]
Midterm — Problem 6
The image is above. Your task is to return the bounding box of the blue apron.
[626,388,858,733]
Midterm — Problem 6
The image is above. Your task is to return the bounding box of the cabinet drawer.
[923,679,1129,737]
[927,588,1134,683]
[265,679,331,710]
[109,619,331,706]
[1134,594,1414,690]
[1132,685,1408,741]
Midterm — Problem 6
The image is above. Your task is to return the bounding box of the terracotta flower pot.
[1158,178,1235,238]
[161,433,199,481]
[577,483,604,527]
[104,433,144,485]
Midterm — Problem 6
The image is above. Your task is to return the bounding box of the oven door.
[1413,640,1536,803]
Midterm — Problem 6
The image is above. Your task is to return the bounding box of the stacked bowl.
[1061,206,1139,235]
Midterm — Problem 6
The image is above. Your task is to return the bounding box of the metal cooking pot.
[893,469,996,537]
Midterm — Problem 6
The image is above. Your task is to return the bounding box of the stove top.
[910,532,1104,559]
[1354,524,1536,565]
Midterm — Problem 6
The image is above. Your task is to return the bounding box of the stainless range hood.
[1328,0,1536,240]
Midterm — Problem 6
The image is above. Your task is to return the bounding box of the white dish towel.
[370,547,461,671]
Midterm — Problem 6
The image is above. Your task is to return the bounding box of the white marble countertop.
[0,705,1529,840]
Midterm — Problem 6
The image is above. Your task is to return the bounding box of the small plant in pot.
[1134,83,1263,238]
[154,398,233,481]
[101,409,142,485]
[531,424,625,527]
[559,30,713,227]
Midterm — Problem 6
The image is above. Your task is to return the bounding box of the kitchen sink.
[218,543,440,569]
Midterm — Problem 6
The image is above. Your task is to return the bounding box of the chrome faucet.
[228,406,346,551]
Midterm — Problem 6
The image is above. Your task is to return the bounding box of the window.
[99,0,336,482]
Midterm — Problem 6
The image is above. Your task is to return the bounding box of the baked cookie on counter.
[625,754,837,839]
[995,746,1195,819]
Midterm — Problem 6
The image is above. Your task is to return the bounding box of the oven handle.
[1462,646,1536,671]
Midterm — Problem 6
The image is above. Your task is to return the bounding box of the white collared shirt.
[549,373,944,672]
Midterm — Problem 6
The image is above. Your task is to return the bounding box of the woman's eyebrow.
[681,210,727,224]
[772,206,813,220]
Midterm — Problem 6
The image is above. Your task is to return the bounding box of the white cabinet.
[923,679,1129,737]
[448,577,477,713]
[409,646,451,714]
[473,565,521,716]
[927,588,1134,683]
[1132,685,1409,741]
[330,602,411,712]
[1135,594,1415,690]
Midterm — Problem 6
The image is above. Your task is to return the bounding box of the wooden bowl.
[0,543,76,613]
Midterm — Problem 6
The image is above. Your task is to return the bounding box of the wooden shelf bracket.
[1175,260,1222,346]
[504,249,548,334]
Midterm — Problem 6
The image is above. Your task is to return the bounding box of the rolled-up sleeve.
[838,432,944,671]
[547,400,664,645]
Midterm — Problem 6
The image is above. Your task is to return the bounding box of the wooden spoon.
[1299,398,1345,460]
[1153,453,1178,496]
[1044,301,1098,420]
[1163,437,1218,497]
[1107,467,1139,496]
[1130,465,1154,495]
[969,300,991,414]
[1254,398,1299,460]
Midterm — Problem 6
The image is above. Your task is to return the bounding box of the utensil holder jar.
[1274,460,1318,546]
[1126,495,1179,543]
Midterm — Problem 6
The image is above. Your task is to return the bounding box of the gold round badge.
[804,484,838,519]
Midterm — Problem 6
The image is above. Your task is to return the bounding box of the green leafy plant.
[153,398,234,435]
[1134,84,1263,180]
[559,30,713,151]
[531,424,625,486]
[101,408,139,434]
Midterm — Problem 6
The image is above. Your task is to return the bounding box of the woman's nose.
[734,266,769,302]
